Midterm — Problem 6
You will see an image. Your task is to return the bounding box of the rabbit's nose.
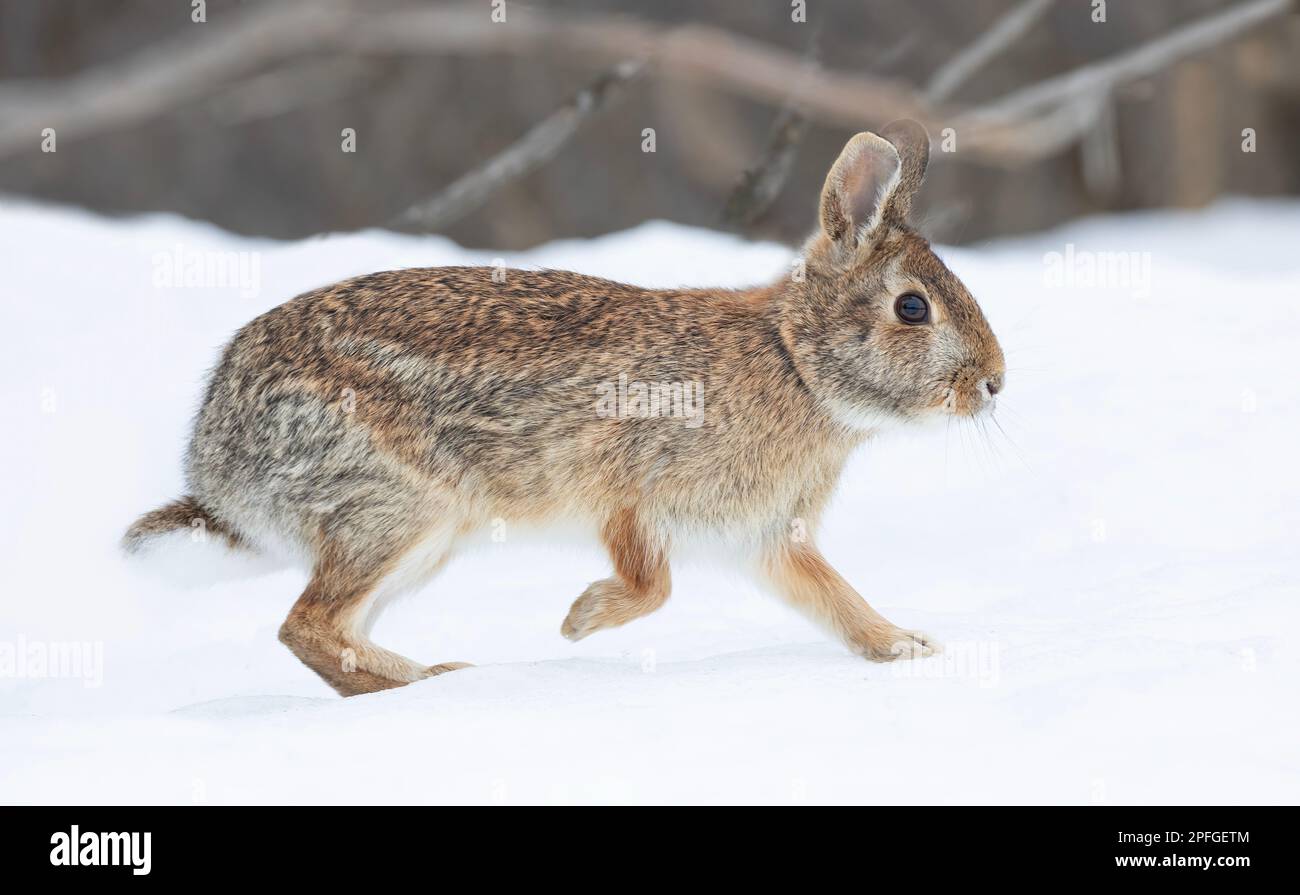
[981,374,1003,398]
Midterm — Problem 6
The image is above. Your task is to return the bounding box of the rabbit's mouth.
[937,382,997,418]
[927,362,1004,418]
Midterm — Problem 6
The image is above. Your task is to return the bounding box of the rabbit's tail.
[122,495,246,554]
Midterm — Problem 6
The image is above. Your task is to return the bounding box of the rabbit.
[123,120,1005,696]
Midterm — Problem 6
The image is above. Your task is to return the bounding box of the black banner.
[0,807,1286,882]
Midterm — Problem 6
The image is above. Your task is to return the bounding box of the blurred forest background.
[1,0,1297,249]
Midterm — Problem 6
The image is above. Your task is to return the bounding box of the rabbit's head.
[780,120,1005,428]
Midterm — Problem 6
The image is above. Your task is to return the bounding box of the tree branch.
[0,0,355,159]
[720,18,824,230]
[954,0,1291,158]
[925,0,1056,103]
[392,61,643,232]
[720,106,809,230]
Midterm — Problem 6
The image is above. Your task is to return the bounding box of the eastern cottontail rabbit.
[125,120,1005,696]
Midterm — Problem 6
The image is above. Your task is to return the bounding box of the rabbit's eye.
[895,293,930,325]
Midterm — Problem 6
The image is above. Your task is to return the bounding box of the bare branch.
[925,0,1055,103]
[955,0,1290,157]
[720,19,823,230]
[348,6,937,132]
[0,0,356,159]
[393,61,643,233]
[720,107,809,230]
[970,93,1108,161]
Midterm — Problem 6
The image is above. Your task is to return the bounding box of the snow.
[1,196,1298,805]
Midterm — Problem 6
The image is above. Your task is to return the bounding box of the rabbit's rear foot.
[278,519,469,696]
[425,661,473,676]
[279,612,469,697]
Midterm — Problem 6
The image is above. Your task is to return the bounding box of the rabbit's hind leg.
[278,518,469,696]
[561,508,670,641]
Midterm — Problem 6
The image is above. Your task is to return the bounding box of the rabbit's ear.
[878,119,930,219]
[818,132,902,258]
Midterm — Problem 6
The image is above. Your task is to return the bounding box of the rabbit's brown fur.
[125,121,1005,696]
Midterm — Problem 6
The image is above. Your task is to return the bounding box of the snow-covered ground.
[1,197,1297,804]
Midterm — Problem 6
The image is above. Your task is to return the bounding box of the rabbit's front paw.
[858,628,939,662]
[561,580,618,642]
[561,577,666,642]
